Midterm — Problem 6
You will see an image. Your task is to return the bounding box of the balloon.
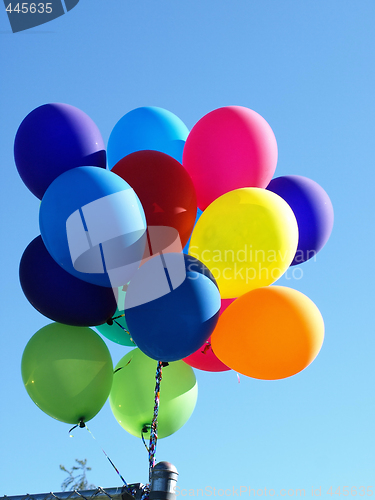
[266,175,334,265]
[189,188,298,298]
[21,323,113,424]
[211,286,324,380]
[14,103,106,199]
[183,106,278,209]
[95,308,135,346]
[19,236,117,326]
[107,107,189,168]
[125,254,221,361]
[183,208,202,254]
[183,298,233,372]
[220,297,235,312]
[109,348,197,439]
[39,166,147,288]
[112,151,197,249]
[183,336,229,372]
[95,287,135,346]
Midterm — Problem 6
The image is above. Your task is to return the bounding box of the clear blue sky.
[1,0,374,497]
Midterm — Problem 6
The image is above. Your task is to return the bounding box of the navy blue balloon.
[14,103,106,199]
[19,236,117,326]
[125,254,221,361]
[267,175,334,266]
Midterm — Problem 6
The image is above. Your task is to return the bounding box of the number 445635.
[327,487,373,496]
[6,3,52,14]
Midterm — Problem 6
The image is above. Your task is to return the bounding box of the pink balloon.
[183,106,278,209]
[183,336,230,372]
[220,298,235,313]
[183,299,234,372]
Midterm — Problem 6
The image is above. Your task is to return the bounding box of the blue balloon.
[183,208,203,254]
[39,166,147,288]
[19,236,117,326]
[14,103,106,200]
[267,175,334,265]
[124,254,221,362]
[107,107,189,168]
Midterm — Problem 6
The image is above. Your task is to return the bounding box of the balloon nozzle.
[142,424,151,434]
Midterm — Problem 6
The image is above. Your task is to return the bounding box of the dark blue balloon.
[19,236,117,326]
[14,103,106,199]
[267,175,334,266]
[125,254,221,361]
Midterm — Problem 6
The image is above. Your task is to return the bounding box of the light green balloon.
[21,323,113,425]
[109,348,198,439]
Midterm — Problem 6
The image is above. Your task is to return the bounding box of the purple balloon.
[19,236,117,326]
[14,103,106,199]
[267,175,334,266]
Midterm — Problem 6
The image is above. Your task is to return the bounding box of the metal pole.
[149,462,178,500]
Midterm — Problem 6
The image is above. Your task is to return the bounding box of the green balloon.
[109,348,198,439]
[21,323,113,425]
[95,306,135,347]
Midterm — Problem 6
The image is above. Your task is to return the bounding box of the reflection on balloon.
[189,188,298,298]
[21,323,113,424]
[267,175,334,265]
[211,286,324,380]
[110,348,198,439]
[14,103,106,199]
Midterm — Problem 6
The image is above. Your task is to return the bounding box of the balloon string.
[148,361,163,481]
[113,320,134,344]
[141,427,150,452]
[70,422,128,487]
[113,313,125,320]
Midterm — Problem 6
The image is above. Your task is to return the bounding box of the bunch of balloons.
[15,103,333,440]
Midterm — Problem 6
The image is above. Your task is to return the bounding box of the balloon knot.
[106,318,114,326]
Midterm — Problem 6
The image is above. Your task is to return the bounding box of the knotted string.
[148,361,163,481]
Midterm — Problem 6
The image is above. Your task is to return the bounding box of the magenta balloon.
[183,106,278,209]
[14,103,106,199]
[183,298,233,372]
[267,175,334,265]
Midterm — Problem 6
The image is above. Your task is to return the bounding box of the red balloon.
[112,151,197,249]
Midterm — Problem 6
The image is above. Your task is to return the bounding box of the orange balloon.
[211,286,324,380]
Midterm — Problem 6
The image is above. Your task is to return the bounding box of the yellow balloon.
[188,188,298,298]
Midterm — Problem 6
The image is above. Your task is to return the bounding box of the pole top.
[153,462,178,475]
